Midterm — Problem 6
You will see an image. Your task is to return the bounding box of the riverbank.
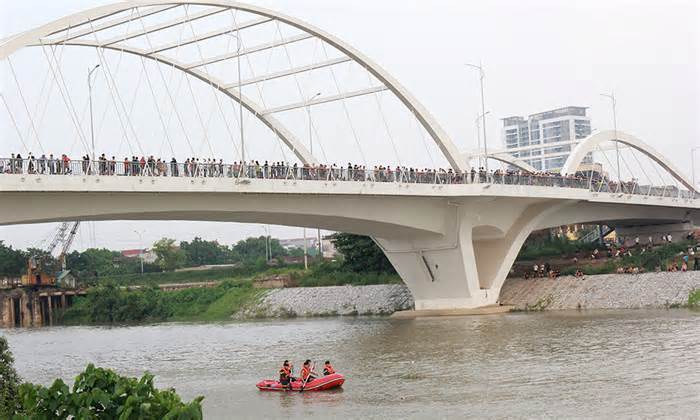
[55,272,698,325]
[240,272,699,317]
[499,271,700,310]
[235,284,413,318]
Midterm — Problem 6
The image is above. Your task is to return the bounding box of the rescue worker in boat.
[300,359,318,383]
[323,360,336,376]
[279,360,295,389]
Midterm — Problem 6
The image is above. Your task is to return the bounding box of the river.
[4,310,699,419]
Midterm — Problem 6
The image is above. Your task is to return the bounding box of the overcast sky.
[0,0,698,251]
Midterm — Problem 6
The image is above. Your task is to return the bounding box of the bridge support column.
[376,201,565,310]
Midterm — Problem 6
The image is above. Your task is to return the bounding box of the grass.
[84,267,254,287]
[60,262,402,325]
[688,289,700,309]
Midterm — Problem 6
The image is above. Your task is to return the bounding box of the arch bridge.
[1,1,698,311]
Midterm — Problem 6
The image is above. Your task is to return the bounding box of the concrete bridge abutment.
[376,200,568,310]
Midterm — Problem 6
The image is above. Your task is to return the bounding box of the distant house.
[120,249,157,264]
[56,270,77,289]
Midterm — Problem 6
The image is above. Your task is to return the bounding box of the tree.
[180,237,232,267]
[331,233,395,273]
[0,336,21,417]
[152,238,186,272]
[0,241,26,277]
[65,248,119,278]
[232,236,287,264]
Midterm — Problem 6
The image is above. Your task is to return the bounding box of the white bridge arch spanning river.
[1,1,698,310]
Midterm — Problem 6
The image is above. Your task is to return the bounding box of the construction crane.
[22,222,80,287]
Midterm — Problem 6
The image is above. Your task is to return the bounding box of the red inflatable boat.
[256,373,345,392]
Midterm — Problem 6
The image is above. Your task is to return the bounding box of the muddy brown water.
[4,310,699,419]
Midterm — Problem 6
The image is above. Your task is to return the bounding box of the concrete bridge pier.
[376,200,566,311]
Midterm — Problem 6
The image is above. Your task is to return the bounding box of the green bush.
[61,280,261,324]
[518,236,597,261]
[16,364,202,419]
[688,289,700,308]
[0,336,22,418]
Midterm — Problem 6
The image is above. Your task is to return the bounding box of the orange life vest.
[301,366,312,381]
[323,364,335,375]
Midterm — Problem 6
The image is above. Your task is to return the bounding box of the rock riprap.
[235,284,414,318]
[499,271,700,310]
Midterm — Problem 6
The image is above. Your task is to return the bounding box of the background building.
[501,106,592,172]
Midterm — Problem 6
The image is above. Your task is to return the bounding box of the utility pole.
[228,33,245,164]
[133,230,144,275]
[87,64,100,165]
[601,92,621,182]
[466,62,489,171]
[475,111,491,168]
[692,147,699,194]
[306,92,322,262]
[303,229,308,270]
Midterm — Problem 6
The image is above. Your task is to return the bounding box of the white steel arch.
[461,152,537,173]
[561,130,697,193]
[0,0,467,171]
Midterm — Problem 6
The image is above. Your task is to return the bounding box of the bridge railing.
[1,157,697,200]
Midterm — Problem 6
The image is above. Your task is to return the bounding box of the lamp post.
[475,110,490,168]
[87,64,100,164]
[133,230,144,275]
[261,225,271,263]
[228,33,245,164]
[600,92,621,182]
[306,92,322,262]
[466,62,489,171]
[692,146,699,194]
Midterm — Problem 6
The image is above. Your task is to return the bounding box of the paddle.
[299,362,316,393]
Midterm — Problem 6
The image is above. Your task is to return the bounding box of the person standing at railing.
[38,154,46,174]
[170,158,178,177]
[14,153,22,174]
[48,154,55,175]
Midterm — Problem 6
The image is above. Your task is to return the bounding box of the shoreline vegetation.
[2,233,697,325]
[0,336,202,419]
[59,264,402,325]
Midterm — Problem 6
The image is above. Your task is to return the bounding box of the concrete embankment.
[499,272,700,310]
[235,284,414,318]
[235,272,699,318]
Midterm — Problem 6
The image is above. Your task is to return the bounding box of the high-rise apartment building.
[501,106,592,172]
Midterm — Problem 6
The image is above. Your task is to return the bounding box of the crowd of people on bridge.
[0,152,696,199]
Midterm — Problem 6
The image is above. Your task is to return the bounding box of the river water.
[4,310,699,419]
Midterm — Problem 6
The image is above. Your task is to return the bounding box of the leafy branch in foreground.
[15,364,203,419]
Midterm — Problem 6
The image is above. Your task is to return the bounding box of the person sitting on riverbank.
[323,360,335,376]
[301,360,317,383]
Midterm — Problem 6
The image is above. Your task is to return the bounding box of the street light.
[306,92,323,262]
[261,225,271,263]
[692,147,699,193]
[87,64,101,164]
[466,62,489,171]
[227,33,245,164]
[475,110,491,168]
[133,230,144,275]
[600,92,621,182]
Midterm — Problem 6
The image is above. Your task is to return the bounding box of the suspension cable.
[0,93,32,153]
[89,18,146,156]
[183,5,234,160]
[39,43,91,155]
[134,6,195,156]
[367,71,402,167]
[7,58,46,154]
[319,42,367,167]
